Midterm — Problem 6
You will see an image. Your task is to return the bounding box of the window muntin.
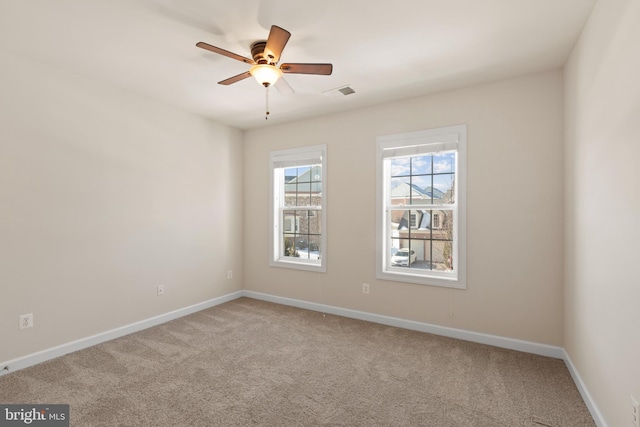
[377,125,466,288]
[270,145,326,272]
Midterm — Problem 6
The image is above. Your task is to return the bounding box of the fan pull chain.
[265,87,270,120]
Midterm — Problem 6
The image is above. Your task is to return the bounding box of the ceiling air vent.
[323,85,356,100]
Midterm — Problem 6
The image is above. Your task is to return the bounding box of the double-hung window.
[376,125,466,288]
[270,145,326,272]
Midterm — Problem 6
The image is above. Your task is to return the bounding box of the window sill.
[376,269,465,289]
[270,259,326,273]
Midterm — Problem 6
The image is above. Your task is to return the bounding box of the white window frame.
[270,145,327,272]
[376,125,466,289]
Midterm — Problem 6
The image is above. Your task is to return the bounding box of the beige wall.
[2,5,636,423]
[564,0,640,425]
[244,70,565,346]
[0,50,244,362]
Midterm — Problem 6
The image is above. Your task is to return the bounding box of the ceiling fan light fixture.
[197,25,332,119]
[250,64,282,87]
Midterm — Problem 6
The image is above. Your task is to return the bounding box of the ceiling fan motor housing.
[251,41,272,65]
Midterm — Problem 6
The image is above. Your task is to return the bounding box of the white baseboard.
[563,351,608,427]
[0,291,243,377]
[241,290,565,359]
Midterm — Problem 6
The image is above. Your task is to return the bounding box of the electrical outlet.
[632,395,639,427]
[362,283,370,294]
[19,313,33,329]
[227,270,233,279]
[157,285,164,296]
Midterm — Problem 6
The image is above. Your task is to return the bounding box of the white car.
[391,248,417,266]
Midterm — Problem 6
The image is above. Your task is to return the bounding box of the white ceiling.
[0,0,595,130]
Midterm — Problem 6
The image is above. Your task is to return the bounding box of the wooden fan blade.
[280,63,333,75]
[196,42,255,65]
[218,71,252,85]
[264,25,291,64]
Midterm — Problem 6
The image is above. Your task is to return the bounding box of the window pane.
[433,152,455,173]
[432,240,453,272]
[390,157,411,177]
[390,238,402,255]
[309,165,322,183]
[284,167,298,181]
[432,174,455,204]
[295,166,311,183]
[300,194,310,208]
[283,210,297,232]
[411,155,432,175]
[426,210,454,271]
[284,189,297,208]
[390,177,410,205]
[310,192,322,208]
[406,238,431,269]
[295,235,309,255]
[415,210,431,229]
[390,245,416,267]
[296,210,309,234]
[410,175,432,205]
[283,234,298,258]
[308,235,321,259]
[389,209,406,232]
[431,210,453,239]
[308,211,322,235]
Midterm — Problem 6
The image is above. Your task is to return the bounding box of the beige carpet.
[0,298,594,426]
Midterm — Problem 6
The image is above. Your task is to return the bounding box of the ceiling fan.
[196,25,332,117]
